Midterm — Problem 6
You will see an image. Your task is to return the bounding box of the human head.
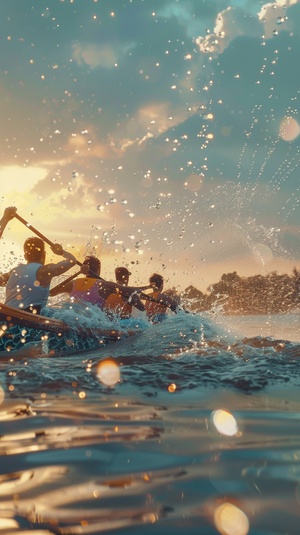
[149,273,164,291]
[24,237,45,264]
[83,255,101,277]
[115,266,131,285]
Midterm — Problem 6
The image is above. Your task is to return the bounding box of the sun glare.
[0,166,47,196]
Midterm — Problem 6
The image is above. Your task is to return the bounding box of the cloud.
[157,2,205,38]
[258,0,300,38]
[196,6,262,56]
[137,102,183,135]
[66,132,118,159]
[72,42,134,69]
[195,1,300,57]
[62,101,188,162]
[72,43,118,69]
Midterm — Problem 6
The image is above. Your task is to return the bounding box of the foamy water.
[0,311,299,534]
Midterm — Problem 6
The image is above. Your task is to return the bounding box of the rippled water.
[0,310,300,534]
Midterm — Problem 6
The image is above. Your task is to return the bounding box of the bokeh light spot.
[0,386,5,406]
[184,174,204,192]
[96,358,120,387]
[212,409,238,436]
[279,116,300,141]
[214,502,249,535]
[252,243,273,265]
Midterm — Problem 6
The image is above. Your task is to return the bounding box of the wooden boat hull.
[0,303,136,358]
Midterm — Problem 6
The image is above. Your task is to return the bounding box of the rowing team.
[0,207,178,323]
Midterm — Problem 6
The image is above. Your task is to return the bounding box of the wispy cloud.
[72,42,135,69]
[72,43,118,69]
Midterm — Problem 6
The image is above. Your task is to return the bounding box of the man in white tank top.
[0,236,77,314]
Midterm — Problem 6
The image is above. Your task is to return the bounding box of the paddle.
[49,269,82,296]
[14,212,179,310]
[140,292,191,314]
[14,212,106,279]
[15,213,60,249]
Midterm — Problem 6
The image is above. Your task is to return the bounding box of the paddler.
[115,266,131,286]
[144,273,178,323]
[0,235,77,314]
[103,266,140,318]
[50,255,149,317]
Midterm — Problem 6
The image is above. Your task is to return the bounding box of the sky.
[0,0,300,292]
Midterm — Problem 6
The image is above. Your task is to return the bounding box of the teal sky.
[1,0,299,291]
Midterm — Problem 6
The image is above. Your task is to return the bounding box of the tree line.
[166,268,300,315]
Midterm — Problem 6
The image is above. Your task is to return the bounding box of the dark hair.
[115,266,131,277]
[149,273,163,290]
[24,237,45,262]
[83,255,101,277]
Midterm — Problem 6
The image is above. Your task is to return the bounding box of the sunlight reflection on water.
[220,313,300,342]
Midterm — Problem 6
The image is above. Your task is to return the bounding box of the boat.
[0,303,138,359]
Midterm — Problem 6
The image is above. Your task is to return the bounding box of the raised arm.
[98,280,150,301]
[116,283,151,299]
[0,207,17,239]
[37,245,77,286]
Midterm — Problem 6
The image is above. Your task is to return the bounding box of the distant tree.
[180,285,207,311]
[178,268,300,315]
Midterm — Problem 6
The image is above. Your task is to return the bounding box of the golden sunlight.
[0,165,47,196]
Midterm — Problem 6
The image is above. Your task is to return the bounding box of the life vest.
[70,278,104,308]
[104,291,132,318]
[5,263,49,311]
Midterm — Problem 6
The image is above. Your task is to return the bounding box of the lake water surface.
[0,310,300,534]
